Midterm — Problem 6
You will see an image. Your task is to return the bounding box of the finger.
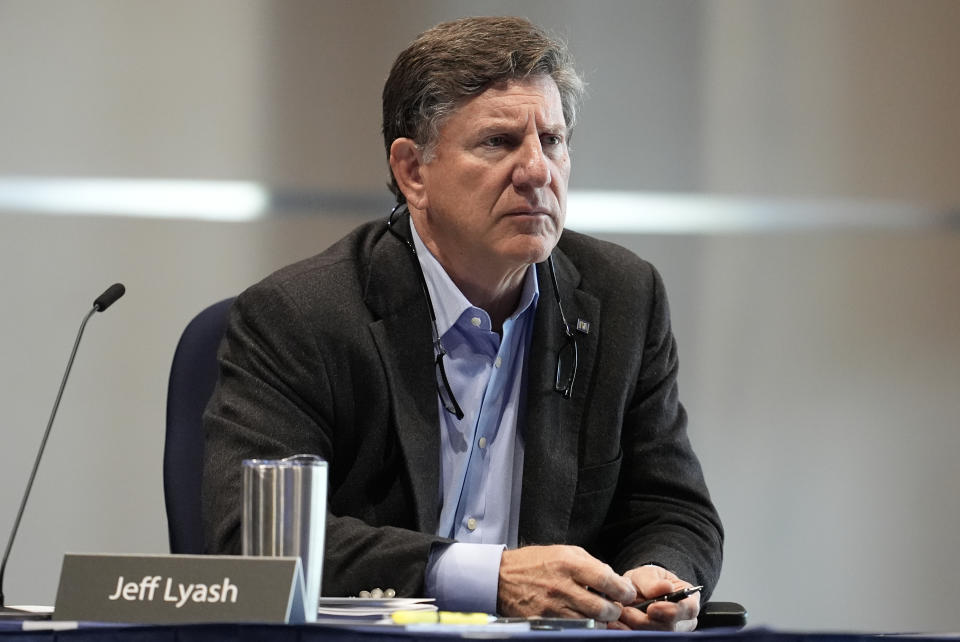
[634,578,676,605]
[623,567,678,600]
[571,563,636,604]
[553,579,625,622]
[587,592,622,622]
[498,546,628,621]
[619,605,672,631]
[526,585,622,622]
[645,596,700,629]
[647,602,683,623]
[606,619,630,631]
[566,592,623,622]
[676,617,698,632]
[620,604,698,632]
[648,593,700,618]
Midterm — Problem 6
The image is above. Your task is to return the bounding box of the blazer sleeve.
[600,265,724,597]
[201,277,449,597]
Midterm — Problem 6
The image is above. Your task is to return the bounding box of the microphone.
[0,284,126,618]
[93,283,125,312]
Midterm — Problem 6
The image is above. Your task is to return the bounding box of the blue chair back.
[163,297,235,554]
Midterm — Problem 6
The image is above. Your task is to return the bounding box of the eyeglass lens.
[554,335,578,398]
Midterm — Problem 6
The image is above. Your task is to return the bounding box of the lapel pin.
[576,319,591,335]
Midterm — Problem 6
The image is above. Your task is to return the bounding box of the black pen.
[633,585,703,612]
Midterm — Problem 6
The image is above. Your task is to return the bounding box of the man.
[203,17,722,631]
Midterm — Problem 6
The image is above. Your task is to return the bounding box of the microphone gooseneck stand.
[0,284,125,619]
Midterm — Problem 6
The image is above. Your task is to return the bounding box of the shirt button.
[494,356,502,368]
[466,517,478,531]
[478,437,487,449]
[471,317,482,327]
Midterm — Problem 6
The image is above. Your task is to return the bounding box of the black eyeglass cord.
[387,204,465,419]
[547,255,574,339]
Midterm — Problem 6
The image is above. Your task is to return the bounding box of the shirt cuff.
[424,542,505,614]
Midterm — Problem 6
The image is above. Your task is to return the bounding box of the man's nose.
[512,137,551,188]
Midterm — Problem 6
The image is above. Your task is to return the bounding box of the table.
[1,623,955,642]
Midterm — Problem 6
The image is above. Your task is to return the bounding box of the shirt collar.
[409,217,539,338]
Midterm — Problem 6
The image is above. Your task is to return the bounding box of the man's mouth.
[504,208,554,219]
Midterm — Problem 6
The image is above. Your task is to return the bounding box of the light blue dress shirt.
[409,219,539,614]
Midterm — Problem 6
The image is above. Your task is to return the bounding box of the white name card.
[54,553,307,624]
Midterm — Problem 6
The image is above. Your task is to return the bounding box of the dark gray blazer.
[202,212,723,599]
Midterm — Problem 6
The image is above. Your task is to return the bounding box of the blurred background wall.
[1,0,958,631]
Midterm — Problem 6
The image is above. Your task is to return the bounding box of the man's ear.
[389,138,428,210]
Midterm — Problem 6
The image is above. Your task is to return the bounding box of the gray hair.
[382,16,585,201]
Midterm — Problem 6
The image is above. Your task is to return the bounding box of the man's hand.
[497,545,637,622]
[609,566,700,631]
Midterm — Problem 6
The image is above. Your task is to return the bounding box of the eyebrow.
[474,119,568,137]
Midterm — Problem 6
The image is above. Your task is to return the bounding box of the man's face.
[412,75,571,282]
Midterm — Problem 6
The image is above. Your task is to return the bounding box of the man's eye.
[484,135,507,147]
[542,134,563,146]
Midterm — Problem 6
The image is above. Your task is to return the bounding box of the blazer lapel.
[361,218,602,543]
[520,249,601,545]
[364,216,442,535]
